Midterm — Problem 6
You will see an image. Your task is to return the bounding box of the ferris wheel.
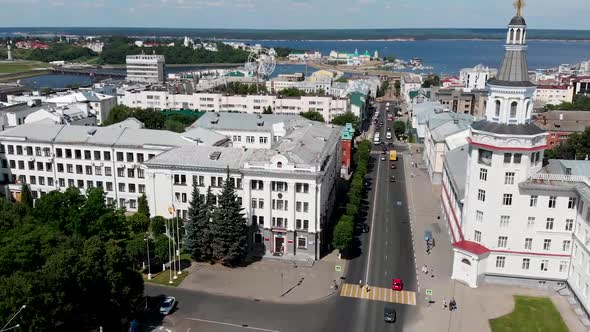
[245,48,276,80]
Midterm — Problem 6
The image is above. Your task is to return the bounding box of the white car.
[386,132,392,139]
[160,296,176,315]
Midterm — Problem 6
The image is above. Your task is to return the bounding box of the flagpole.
[167,219,172,284]
[176,213,182,275]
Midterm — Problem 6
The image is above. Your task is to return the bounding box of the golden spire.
[513,0,525,16]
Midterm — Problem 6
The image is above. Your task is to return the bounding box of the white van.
[374,133,380,143]
[386,132,392,139]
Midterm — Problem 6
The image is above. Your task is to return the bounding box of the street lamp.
[1,305,25,332]
[144,234,151,280]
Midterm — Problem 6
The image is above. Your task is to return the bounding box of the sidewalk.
[178,251,346,303]
[402,148,586,332]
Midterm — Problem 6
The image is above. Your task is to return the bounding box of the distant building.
[533,85,574,106]
[400,74,422,104]
[126,54,165,83]
[83,41,104,53]
[432,87,489,118]
[532,111,590,146]
[340,123,354,177]
[459,64,497,90]
[580,60,590,75]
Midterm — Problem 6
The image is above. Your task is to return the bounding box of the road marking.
[339,284,416,306]
[185,318,280,332]
[364,150,382,284]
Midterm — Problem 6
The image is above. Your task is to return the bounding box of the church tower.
[450,1,550,288]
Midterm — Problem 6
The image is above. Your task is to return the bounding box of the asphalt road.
[145,101,417,332]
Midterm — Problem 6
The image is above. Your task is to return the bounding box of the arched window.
[509,29,515,44]
[277,162,283,168]
[510,102,518,118]
[461,258,471,266]
[515,29,522,44]
[495,100,501,117]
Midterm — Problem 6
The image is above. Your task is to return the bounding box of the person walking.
[359,279,363,289]
[422,265,428,274]
[442,299,447,309]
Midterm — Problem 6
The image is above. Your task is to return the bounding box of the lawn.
[143,268,190,287]
[489,295,569,332]
[0,61,49,74]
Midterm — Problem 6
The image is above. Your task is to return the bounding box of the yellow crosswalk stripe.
[338,283,416,306]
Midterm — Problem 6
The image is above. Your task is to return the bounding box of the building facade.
[126,54,166,83]
[459,64,497,90]
[534,85,575,106]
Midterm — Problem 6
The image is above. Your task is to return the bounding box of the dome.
[509,15,526,26]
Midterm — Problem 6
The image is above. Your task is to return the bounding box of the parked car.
[384,305,396,323]
[159,296,176,315]
[392,278,403,291]
[390,176,396,182]
[381,155,386,161]
[391,163,397,169]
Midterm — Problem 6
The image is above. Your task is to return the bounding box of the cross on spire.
[513,0,525,16]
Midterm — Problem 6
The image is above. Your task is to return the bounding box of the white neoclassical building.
[439,8,590,317]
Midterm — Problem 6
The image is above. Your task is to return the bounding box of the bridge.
[50,67,126,78]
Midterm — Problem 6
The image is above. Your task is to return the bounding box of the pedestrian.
[422,265,428,274]
[359,279,363,288]
[442,299,447,309]
[430,268,435,278]
[426,247,431,255]
[366,283,371,292]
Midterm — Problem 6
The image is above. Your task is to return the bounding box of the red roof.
[453,241,490,256]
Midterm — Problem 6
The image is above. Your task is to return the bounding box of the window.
[527,217,535,228]
[540,260,548,271]
[95,166,102,176]
[174,174,187,185]
[193,175,205,186]
[479,168,488,181]
[7,145,13,154]
[498,236,508,248]
[563,240,571,252]
[543,239,551,251]
[105,167,112,176]
[271,181,288,192]
[94,151,101,160]
[498,215,510,228]
[296,201,302,212]
[16,146,22,155]
[503,153,512,164]
[303,202,309,213]
[530,195,538,207]
[524,238,532,250]
[297,237,307,249]
[59,178,65,187]
[259,137,268,144]
[478,149,492,166]
[496,256,506,268]
[272,199,288,211]
[68,179,74,187]
[232,135,242,142]
[127,169,135,178]
[476,210,484,223]
[129,184,136,193]
[104,151,111,161]
[75,165,83,174]
[251,180,263,190]
[522,258,530,270]
[139,184,145,193]
[117,168,125,177]
[129,199,137,209]
[29,176,36,185]
[106,182,113,192]
[559,261,568,273]
[474,230,481,243]
[84,150,91,160]
[504,172,515,185]
[246,136,255,143]
[478,189,486,202]
[74,149,81,159]
[258,216,264,226]
[513,153,522,164]
[495,100,501,117]
[26,146,33,156]
[77,179,84,188]
[272,217,286,228]
[546,218,554,230]
[127,152,134,162]
[137,153,144,163]
[252,215,258,225]
[119,183,126,192]
[116,152,124,161]
[502,194,513,206]
[569,197,577,209]
[296,183,310,193]
[251,198,258,209]
[566,219,574,231]
[510,101,518,118]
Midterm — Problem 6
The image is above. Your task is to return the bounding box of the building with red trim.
[532,111,590,147]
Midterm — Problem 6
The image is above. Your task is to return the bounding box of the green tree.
[300,111,325,122]
[154,233,171,265]
[262,106,273,114]
[126,234,150,270]
[280,87,306,97]
[150,216,166,237]
[393,120,406,137]
[544,126,590,160]
[137,194,150,218]
[128,213,150,234]
[184,185,212,261]
[210,171,248,266]
[20,183,33,209]
[333,215,354,253]
[331,111,360,127]
[422,75,441,88]
[335,77,349,83]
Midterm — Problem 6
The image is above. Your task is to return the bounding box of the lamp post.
[144,233,151,280]
[1,305,25,332]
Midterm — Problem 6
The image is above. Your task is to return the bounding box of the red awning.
[453,241,490,256]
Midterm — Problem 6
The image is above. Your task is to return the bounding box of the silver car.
[159,296,176,315]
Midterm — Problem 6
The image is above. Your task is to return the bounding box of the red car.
[392,278,403,291]
[391,163,397,169]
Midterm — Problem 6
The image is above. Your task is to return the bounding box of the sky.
[0,0,588,29]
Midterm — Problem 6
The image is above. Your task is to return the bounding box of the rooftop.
[444,145,469,200]
[471,120,545,136]
[532,111,590,133]
[144,145,248,170]
[192,112,300,133]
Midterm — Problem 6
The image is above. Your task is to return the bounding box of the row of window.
[251,180,311,193]
[232,135,269,144]
[1,144,155,163]
[477,149,540,167]
[476,190,576,210]
[474,211,574,232]
[474,230,571,252]
[479,169,515,184]
[495,256,568,273]
[251,216,310,231]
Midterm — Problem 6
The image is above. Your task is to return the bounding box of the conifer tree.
[20,183,34,209]
[137,194,150,218]
[210,170,248,266]
[184,184,212,261]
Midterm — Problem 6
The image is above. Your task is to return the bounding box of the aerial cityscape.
[1,0,590,331]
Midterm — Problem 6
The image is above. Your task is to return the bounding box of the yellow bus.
[389,150,397,161]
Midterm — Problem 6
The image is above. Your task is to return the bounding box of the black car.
[384,306,396,323]
[361,224,370,233]
[390,176,396,182]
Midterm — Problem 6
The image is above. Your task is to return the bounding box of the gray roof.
[544,160,590,177]
[444,145,469,200]
[532,111,590,133]
[106,117,145,129]
[192,112,300,132]
[493,49,533,85]
[0,123,224,149]
[182,127,229,146]
[430,120,472,142]
[471,120,545,136]
[509,15,526,26]
[144,145,248,170]
[0,102,53,114]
